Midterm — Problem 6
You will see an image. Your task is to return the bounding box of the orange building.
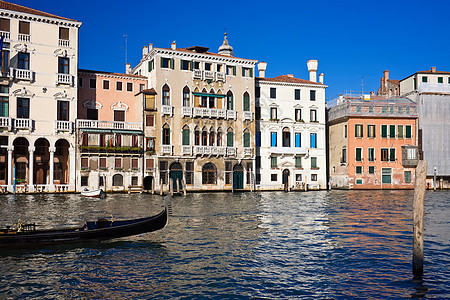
[328,95,419,189]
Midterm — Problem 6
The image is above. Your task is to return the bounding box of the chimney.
[257,62,267,78]
[307,59,318,82]
[171,41,176,50]
[370,91,375,96]
[431,66,436,73]
[125,63,131,74]
[148,43,153,51]
[383,70,389,81]
[142,46,148,58]
[286,74,294,78]
[319,73,324,84]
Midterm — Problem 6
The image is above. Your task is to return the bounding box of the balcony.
[161,105,173,116]
[56,73,73,85]
[182,146,192,155]
[14,69,34,81]
[204,70,214,80]
[216,72,226,82]
[0,117,12,130]
[227,110,236,120]
[182,107,192,117]
[55,120,73,133]
[270,147,308,155]
[192,70,227,82]
[80,145,143,154]
[14,118,32,130]
[242,111,253,121]
[18,34,30,42]
[402,145,419,168]
[193,69,202,79]
[59,39,70,47]
[0,31,10,40]
[193,146,227,156]
[76,119,143,131]
[161,145,172,155]
[243,147,254,157]
[227,147,236,156]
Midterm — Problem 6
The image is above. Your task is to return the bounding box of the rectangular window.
[271,132,277,147]
[381,148,389,161]
[295,157,302,168]
[344,125,347,138]
[114,110,125,122]
[103,80,109,90]
[295,109,302,121]
[205,63,211,71]
[295,174,302,182]
[0,95,8,117]
[185,161,194,185]
[99,157,106,169]
[404,171,412,183]
[58,57,69,74]
[78,78,83,88]
[271,174,277,182]
[310,133,317,148]
[145,94,155,110]
[140,84,145,91]
[406,125,412,139]
[369,166,375,174]
[148,59,154,72]
[356,179,363,184]
[311,157,317,168]
[127,82,133,92]
[89,78,96,89]
[368,148,375,162]
[132,158,139,169]
[18,52,29,70]
[381,125,387,138]
[270,88,276,99]
[159,161,168,185]
[0,18,10,32]
[389,148,396,161]
[397,125,404,138]
[355,148,362,162]
[311,174,317,181]
[116,81,123,91]
[57,100,69,121]
[181,60,191,70]
[270,107,277,120]
[295,133,301,147]
[115,158,122,169]
[422,76,427,83]
[310,109,317,122]
[17,97,29,118]
[226,132,234,147]
[310,90,316,101]
[367,125,375,138]
[226,65,235,75]
[161,57,170,69]
[242,67,253,77]
[382,168,392,184]
[59,27,69,40]
[271,157,277,168]
[242,132,250,148]
[356,166,363,174]
[81,176,88,186]
[146,115,154,127]
[355,124,363,138]
[182,128,190,145]
[389,125,395,138]
[146,158,154,170]
[341,148,347,163]
[86,108,98,120]
[81,157,89,169]
[295,89,301,100]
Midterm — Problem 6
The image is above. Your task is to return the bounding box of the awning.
[79,128,142,134]
[193,92,225,98]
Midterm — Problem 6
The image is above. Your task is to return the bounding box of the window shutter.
[160,57,164,68]
[227,132,234,147]
[244,132,250,147]
[148,61,152,72]
[382,125,387,138]
[190,60,193,71]
[242,67,245,77]
[170,58,174,69]
[390,148,396,161]
[295,133,301,147]
[389,125,395,138]
[183,129,190,145]
[406,125,412,138]
[249,68,253,78]
[232,66,236,76]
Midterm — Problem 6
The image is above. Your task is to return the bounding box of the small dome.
[218,32,233,56]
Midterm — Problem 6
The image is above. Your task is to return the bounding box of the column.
[28,146,34,192]
[49,147,55,192]
[69,148,76,192]
[7,148,12,192]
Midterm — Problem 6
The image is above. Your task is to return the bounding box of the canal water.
[0,190,448,299]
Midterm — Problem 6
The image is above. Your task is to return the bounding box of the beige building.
[0,2,80,193]
[132,35,257,192]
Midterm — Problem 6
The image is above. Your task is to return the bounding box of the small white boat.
[81,189,105,198]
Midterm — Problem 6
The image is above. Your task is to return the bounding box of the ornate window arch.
[226,91,234,110]
[162,84,170,105]
[243,92,250,112]
[182,86,190,107]
[182,124,190,146]
[202,162,216,184]
[162,123,171,145]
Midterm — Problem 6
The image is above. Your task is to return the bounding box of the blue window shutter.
[271,132,277,147]
[295,133,301,147]
[311,133,316,148]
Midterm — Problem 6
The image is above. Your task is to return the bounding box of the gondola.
[0,206,168,246]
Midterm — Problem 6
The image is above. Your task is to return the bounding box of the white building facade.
[255,61,327,190]
[0,2,81,193]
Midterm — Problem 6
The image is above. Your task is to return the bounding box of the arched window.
[243,128,250,148]
[217,128,222,146]
[202,162,216,184]
[243,92,250,112]
[282,127,290,147]
[226,91,234,110]
[209,129,215,146]
[209,89,215,109]
[194,126,200,146]
[162,124,170,145]
[113,174,123,186]
[162,84,170,105]
[201,88,208,107]
[201,127,208,146]
[227,128,234,147]
[183,86,190,107]
[182,125,190,146]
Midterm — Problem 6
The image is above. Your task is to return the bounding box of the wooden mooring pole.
[413,160,427,277]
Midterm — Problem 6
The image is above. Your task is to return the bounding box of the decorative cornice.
[54,48,75,58]
[258,80,327,89]
[83,100,102,109]
[53,90,74,101]
[110,101,129,111]
[0,10,81,28]
[13,87,34,98]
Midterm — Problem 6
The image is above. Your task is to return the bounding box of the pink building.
[76,70,147,192]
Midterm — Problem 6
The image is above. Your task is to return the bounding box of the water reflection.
[0,191,449,299]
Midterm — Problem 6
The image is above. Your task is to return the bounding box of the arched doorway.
[282,169,290,190]
[169,162,183,191]
[112,174,123,186]
[34,138,50,185]
[55,139,69,184]
[143,176,153,191]
[13,137,29,185]
[233,164,244,190]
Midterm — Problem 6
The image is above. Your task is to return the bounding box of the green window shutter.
[311,157,317,168]
[244,94,250,111]
[160,57,164,68]
[381,125,387,138]
[295,157,302,168]
[182,129,190,145]
[356,148,362,161]
[249,68,253,78]
[389,125,395,138]
[242,67,245,77]
[148,61,152,72]
[244,132,250,147]
[390,148,396,161]
[406,125,412,138]
[227,132,234,147]
[190,60,193,71]
[170,58,174,69]
[232,66,236,76]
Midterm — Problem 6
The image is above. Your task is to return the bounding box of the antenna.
[361,76,364,95]
[123,34,128,65]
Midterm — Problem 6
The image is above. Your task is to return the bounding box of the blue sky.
[13,0,450,99]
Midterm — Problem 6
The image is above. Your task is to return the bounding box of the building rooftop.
[257,75,324,85]
[0,0,78,22]
[79,69,147,79]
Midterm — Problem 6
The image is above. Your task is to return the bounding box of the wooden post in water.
[159,178,163,196]
[169,178,174,197]
[182,178,187,196]
[413,160,427,277]
[151,177,155,195]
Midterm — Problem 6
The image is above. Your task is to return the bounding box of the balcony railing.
[204,70,214,80]
[80,145,143,154]
[14,118,32,130]
[227,147,236,156]
[182,107,192,117]
[161,145,172,155]
[227,110,236,120]
[18,34,30,42]
[192,70,227,82]
[242,111,253,121]
[243,147,254,156]
[0,31,10,40]
[59,39,70,47]
[192,107,230,119]
[0,117,12,130]
[193,146,227,156]
[161,105,173,116]
[216,72,226,82]
[55,120,73,132]
[193,69,202,79]
[56,73,73,85]
[270,147,308,155]
[14,69,34,81]
[76,119,143,130]
[182,145,192,155]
